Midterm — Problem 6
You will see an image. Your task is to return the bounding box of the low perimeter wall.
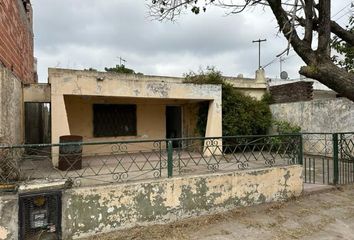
[0,193,18,240]
[0,165,303,239]
[62,165,303,239]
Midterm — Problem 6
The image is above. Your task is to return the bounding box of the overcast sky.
[32,1,352,82]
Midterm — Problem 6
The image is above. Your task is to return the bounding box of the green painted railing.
[302,132,354,185]
[0,134,302,187]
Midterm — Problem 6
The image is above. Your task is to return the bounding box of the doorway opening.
[25,103,51,144]
[166,106,182,148]
[24,102,51,156]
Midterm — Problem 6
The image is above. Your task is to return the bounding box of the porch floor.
[19,150,296,187]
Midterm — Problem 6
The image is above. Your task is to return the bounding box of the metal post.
[298,134,303,165]
[252,38,267,69]
[333,133,339,185]
[167,140,173,178]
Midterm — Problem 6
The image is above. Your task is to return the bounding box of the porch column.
[204,99,222,155]
[51,95,70,166]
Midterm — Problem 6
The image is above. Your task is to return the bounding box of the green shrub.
[184,67,272,137]
[272,120,301,134]
[269,121,301,157]
[261,92,274,105]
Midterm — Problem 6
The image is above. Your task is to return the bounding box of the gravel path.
[88,185,354,240]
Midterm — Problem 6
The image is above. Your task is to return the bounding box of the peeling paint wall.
[0,64,24,145]
[0,194,18,240]
[270,98,354,133]
[62,165,303,239]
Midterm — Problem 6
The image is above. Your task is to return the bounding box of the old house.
[21,67,269,168]
[47,68,223,164]
[48,68,268,144]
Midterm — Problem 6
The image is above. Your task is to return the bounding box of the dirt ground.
[87,185,354,240]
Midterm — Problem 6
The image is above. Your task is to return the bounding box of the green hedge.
[184,68,272,137]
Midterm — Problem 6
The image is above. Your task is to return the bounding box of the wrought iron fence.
[302,133,334,184]
[169,135,301,176]
[302,132,354,185]
[339,133,354,184]
[0,134,302,187]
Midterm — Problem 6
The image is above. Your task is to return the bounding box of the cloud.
[32,0,350,82]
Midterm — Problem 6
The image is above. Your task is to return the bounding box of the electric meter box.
[19,191,61,240]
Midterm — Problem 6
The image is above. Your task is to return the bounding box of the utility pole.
[252,38,267,69]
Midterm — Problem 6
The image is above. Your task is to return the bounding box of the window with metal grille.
[93,104,137,137]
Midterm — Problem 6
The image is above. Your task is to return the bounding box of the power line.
[263,58,278,68]
[334,10,352,22]
[332,3,351,19]
[263,52,296,69]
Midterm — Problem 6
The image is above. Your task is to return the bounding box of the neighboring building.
[0,0,35,145]
[269,76,354,133]
[226,69,268,100]
[268,77,338,103]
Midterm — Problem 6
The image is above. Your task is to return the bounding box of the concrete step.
[303,183,336,196]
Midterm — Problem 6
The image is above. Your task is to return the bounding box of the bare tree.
[148,0,354,101]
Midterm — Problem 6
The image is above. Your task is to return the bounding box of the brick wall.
[270,81,314,103]
[0,0,34,83]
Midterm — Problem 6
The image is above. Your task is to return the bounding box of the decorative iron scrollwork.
[207,163,219,172]
[237,161,248,169]
[111,143,128,153]
[153,170,161,178]
[265,157,275,167]
[205,139,218,147]
[112,172,128,182]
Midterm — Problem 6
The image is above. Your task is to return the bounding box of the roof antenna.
[118,57,127,66]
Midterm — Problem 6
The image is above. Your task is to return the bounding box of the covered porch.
[49,68,222,166]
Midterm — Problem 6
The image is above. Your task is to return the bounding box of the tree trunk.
[267,0,354,102]
[300,61,354,101]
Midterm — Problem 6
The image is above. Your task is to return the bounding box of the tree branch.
[317,0,331,56]
[297,17,354,46]
[300,60,354,101]
[331,21,354,46]
[267,0,315,64]
[303,0,313,45]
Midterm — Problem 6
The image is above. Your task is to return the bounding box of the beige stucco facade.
[23,83,51,103]
[49,68,222,165]
[18,68,268,160]
[4,67,267,147]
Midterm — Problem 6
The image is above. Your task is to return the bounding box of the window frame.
[92,104,137,137]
